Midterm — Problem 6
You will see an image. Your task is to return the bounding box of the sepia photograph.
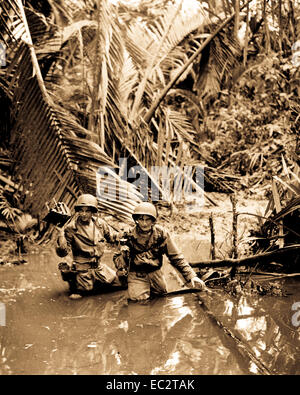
[0,0,299,379]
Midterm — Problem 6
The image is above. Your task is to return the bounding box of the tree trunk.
[278,0,283,53]
[243,1,249,65]
[234,0,240,40]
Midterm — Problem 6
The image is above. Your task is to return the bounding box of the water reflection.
[0,288,245,375]
[205,283,300,375]
[1,250,300,375]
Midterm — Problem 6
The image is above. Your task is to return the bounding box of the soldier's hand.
[189,277,206,290]
[57,230,67,249]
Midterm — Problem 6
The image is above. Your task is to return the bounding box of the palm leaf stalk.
[128,0,185,123]
[40,2,208,204]
[117,3,242,202]
[144,0,254,124]
[88,0,110,148]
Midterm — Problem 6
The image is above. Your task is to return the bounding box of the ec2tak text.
[106,378,196,392]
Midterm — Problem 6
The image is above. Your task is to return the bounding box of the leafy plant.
[0,188,22,224]
[249,158,300,254]
[1,0,244,214]
[0,0,143,223]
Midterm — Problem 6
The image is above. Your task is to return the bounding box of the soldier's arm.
[164,230,198,282]
[99,219,121,244]
[56,228,72,257]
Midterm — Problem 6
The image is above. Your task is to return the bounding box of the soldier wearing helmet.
[115,201,205,301]
[74,194,98,212]
[56,193,123,299]
[132,202,157,222]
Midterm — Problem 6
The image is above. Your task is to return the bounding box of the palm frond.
[127,4,210,121]
[0,0,142,222]
[194,30,241,101]
[117,52,139,118]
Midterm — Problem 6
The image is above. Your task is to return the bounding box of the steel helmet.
[132,202,157,222]
[74,194,98,213]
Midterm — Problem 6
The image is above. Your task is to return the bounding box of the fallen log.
[190,244,300,268]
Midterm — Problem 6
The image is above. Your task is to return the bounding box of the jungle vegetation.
[0,0,299,243]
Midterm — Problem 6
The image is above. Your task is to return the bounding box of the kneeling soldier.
[56,194,122,299]
[118,202,205,301]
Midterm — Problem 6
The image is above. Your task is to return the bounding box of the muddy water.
[0,242,299,375]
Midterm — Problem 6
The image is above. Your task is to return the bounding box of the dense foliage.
[0,0,299,228]
[199,52,299,184]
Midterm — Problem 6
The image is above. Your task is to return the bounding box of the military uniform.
[56,216,119,294]
[121,224,198,300]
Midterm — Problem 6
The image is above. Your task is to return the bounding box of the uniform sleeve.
[164,230,197,282]
[99,219,120,244]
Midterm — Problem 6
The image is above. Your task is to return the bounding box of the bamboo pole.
[209,213,216,260]
[230,193,238,259]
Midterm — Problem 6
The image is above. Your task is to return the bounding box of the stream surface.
[0,245,299,375]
